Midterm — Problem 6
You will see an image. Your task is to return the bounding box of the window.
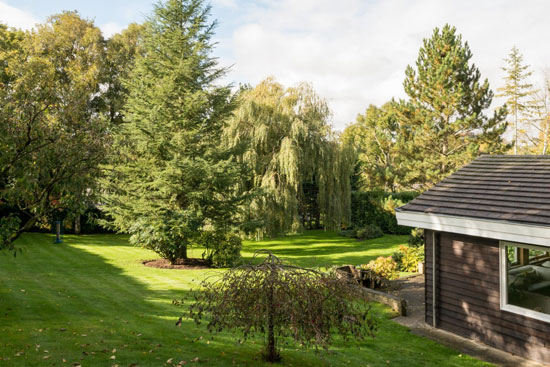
[500,241,550,322]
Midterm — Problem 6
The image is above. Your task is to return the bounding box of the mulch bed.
[142,258,212,270]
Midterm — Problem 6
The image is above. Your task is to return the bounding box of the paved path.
[390,275,544,367]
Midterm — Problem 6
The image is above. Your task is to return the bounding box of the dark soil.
[142,258,212,269]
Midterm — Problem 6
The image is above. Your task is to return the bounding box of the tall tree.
[102,0,244,263]
[497,46,536,155]
[0,13,109,247]
[400,24,508,189]
[103,23,145,125]
[342,102,408,191]
[525,70,550,154]
[225,78,353,237]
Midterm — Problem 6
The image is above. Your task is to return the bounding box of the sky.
[1,0,550,131]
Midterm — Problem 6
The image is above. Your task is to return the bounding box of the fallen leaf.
[109,355,116,359]
[167,358,173,363]
[43,356,50,359]
[112,348,117,353]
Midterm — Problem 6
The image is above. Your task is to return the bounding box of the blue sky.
[2,0,550,131]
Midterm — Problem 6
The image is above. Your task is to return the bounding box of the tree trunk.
[55,221,62,243]
[10,216,38,244]
[265,313,278,362]
[264,266,280,362]
[74,214,81,235]
[170,245,187,264]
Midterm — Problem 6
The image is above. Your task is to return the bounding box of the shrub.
[361,256,399,288]
[0,214,21,253]
[356,224,384,239]
[339,229,356,238]
[391,251,403,268]
[398,245,425,272]
[351,191,418,235]
[198,231,242,268]
[128,219,188,264]
[185,251,377,362]
[408,228,425,247]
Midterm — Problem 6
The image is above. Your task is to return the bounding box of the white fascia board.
[396,211,550,247]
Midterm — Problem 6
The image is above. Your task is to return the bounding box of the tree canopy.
[0,13,110,247]
[346,24,510,192]
[342,102,408,191]
[224,78,353,237]
[401,25,509,189]
[101,0,245,263]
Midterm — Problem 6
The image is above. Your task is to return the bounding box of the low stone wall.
[361,287,407,316]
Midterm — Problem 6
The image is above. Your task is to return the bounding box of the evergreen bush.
[350,190,417,234]
[199,231,242,268]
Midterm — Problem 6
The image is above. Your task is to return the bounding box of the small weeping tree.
[185,251,377,362]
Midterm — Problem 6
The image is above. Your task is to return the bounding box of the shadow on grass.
[1,232,389,367]
[242,230,407,268]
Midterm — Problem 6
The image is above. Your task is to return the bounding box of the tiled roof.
[397,155,550,226]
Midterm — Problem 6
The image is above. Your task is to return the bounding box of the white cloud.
[212,0,238,9]
[222,0,550,130]
[0,1,38,30]
[100,22,124,38]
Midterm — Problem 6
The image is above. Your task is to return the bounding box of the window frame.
[499,241,550,323]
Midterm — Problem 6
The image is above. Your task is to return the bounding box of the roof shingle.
[397,155,550,226]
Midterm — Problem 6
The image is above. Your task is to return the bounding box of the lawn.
[0,231,491,367]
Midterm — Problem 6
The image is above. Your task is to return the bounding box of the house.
[395,155,550,363]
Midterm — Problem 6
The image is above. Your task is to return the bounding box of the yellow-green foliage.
[225,78,354,237]
[361,256,399,281]
[398,245,425,272]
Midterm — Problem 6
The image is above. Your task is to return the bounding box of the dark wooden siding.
[425,230,550,363]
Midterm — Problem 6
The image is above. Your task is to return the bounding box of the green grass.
[0,231,491,367]
[241,230,408,268]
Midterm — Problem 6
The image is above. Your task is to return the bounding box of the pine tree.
[400,24,508,189]
[102,0,243,263]
[497,46,535,155]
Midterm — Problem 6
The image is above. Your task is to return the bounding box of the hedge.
[350,190,418,235]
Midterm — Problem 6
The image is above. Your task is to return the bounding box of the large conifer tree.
[497,46,535,155]
[400,24,509,189]
[102,0,243,262]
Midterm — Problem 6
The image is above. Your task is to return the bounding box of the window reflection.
[507,244,550,315]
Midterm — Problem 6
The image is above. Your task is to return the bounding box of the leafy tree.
[225,78,353,237]
[0,13,109,247]
[186,251,377,362]
[524,70,550,154]
[103,23,145,125]
[342,102,408,191]
[497,46,536,155]
[101,0,244,264]
[400,24,508,189]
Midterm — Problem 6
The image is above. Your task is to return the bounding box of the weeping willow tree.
[225,78,353,237]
